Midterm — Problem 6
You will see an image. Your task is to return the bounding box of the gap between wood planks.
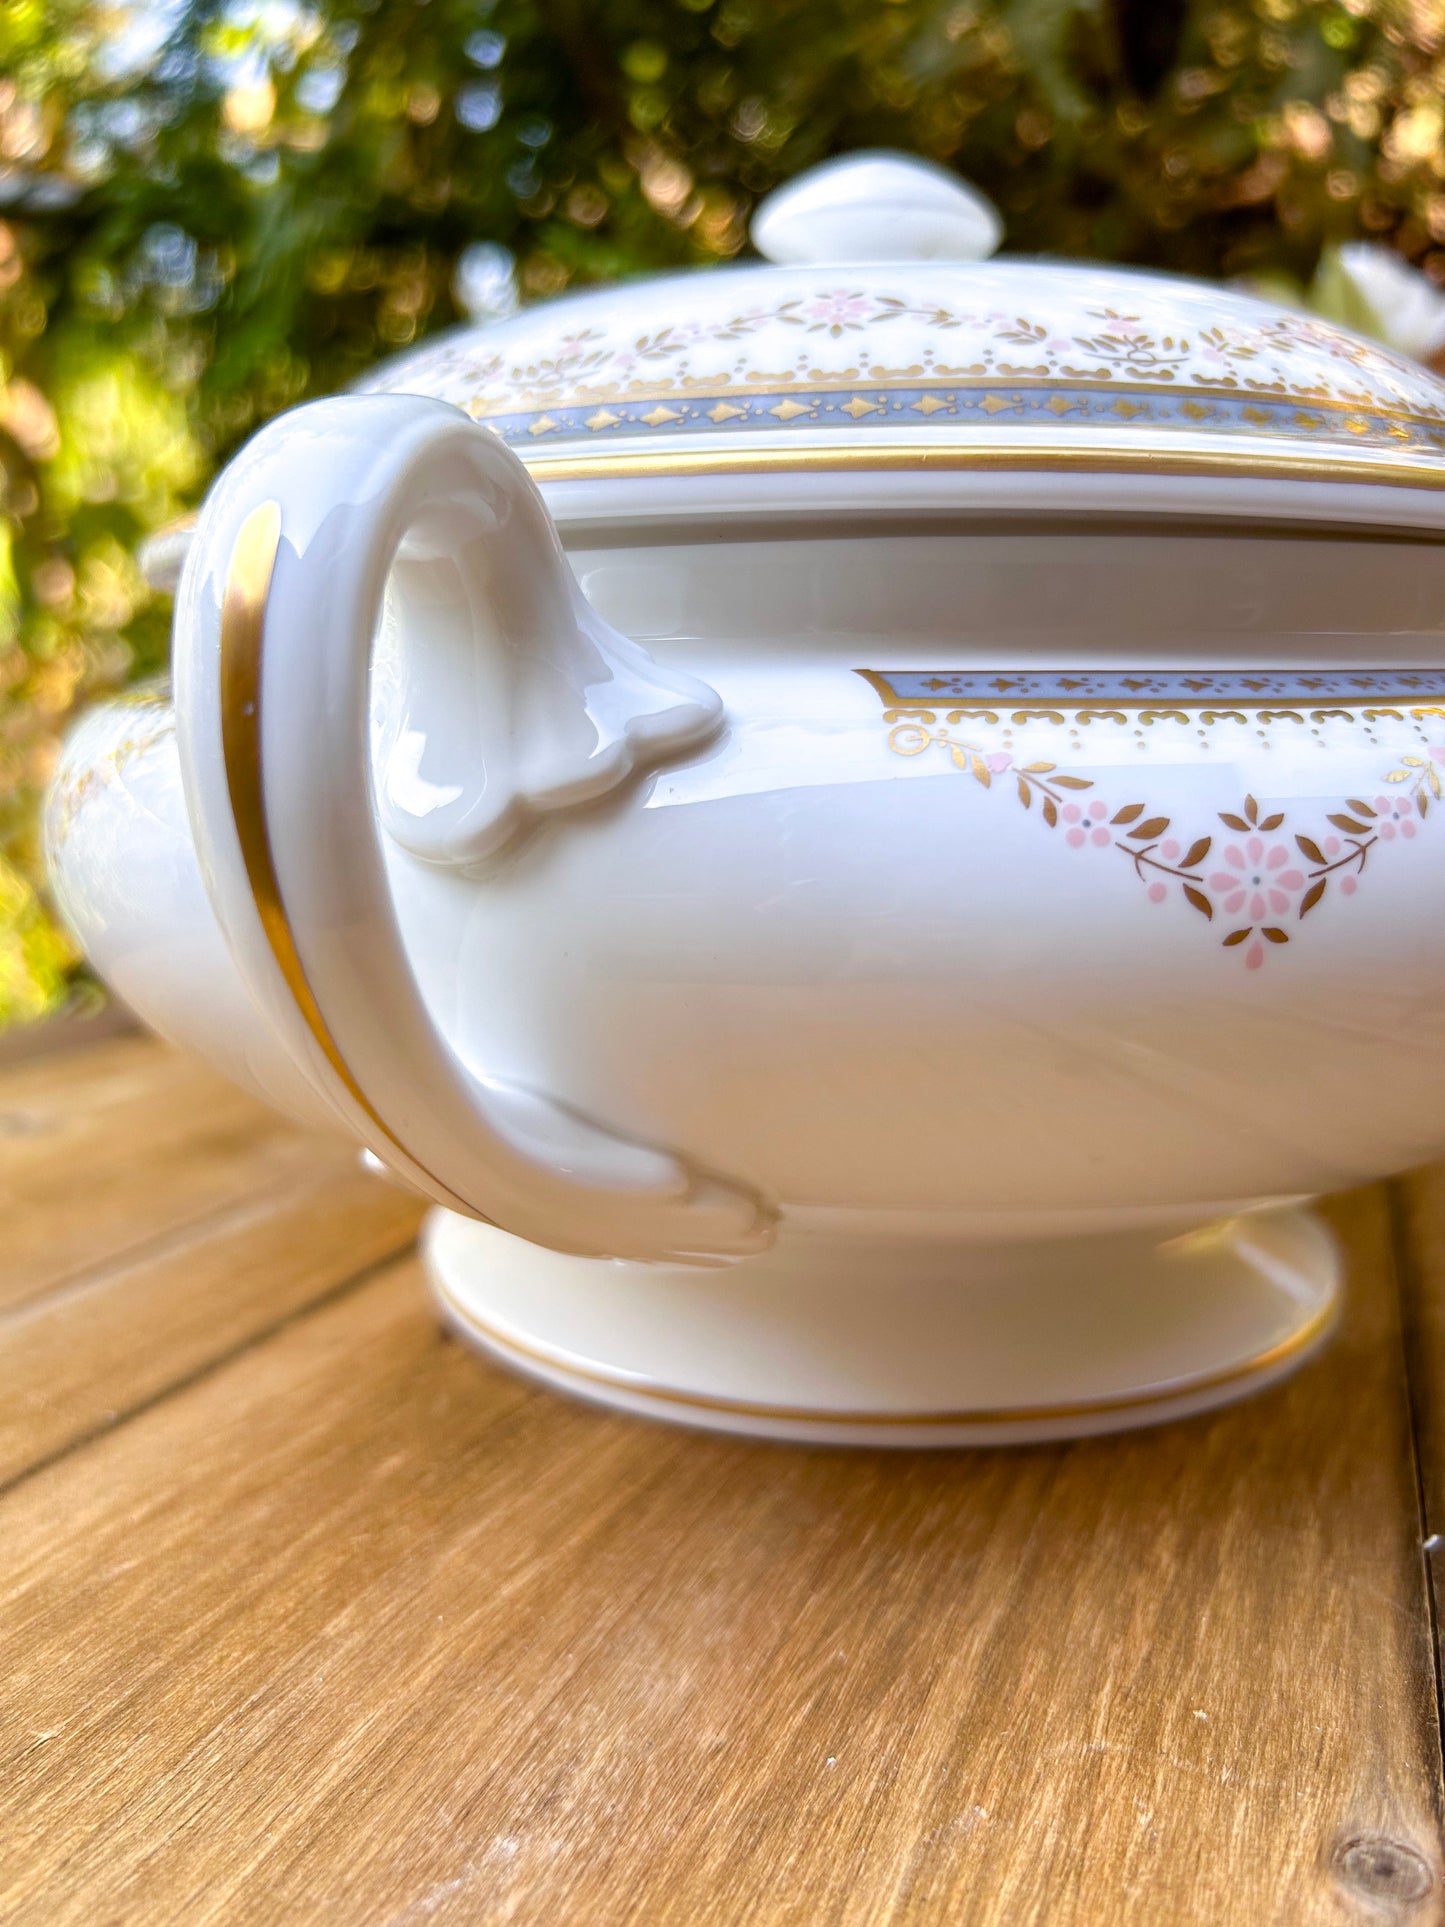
[1390,1172,1445,1833]
[0,1238,415,1506]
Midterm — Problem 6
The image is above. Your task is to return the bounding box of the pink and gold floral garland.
[888,723,1443,969]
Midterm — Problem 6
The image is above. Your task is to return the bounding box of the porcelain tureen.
[47,152,1445,1442]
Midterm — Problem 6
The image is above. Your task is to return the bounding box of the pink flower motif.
[804,291,872,333]
[1209,836,1305,919]
[1062,804,1082,823]
[1430,745,1445,764]
[1087,801,1108,819]
[1148,882,1167,903]
[985,751,1013,773]
[1341,875,1358,895]
[1161,839,1180,860]
[1375,793,1414,842]
[1245,942,1264,971]
[1323,834,1341,856]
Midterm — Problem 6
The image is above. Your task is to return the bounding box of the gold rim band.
[433,1273,1336,1430]
[522,437,1445,496]
[218,501,478,1216]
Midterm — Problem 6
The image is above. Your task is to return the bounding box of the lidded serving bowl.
[47,152,1445,1443]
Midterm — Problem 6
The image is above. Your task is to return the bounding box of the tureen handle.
[174,393,775,1264]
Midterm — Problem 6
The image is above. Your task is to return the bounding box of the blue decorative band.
[867,669,1445,706]
[478,383,1445,458]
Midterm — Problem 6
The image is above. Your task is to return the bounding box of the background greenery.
[4,0,1445,1024]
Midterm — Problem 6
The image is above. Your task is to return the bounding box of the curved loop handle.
[174,394,775,1263]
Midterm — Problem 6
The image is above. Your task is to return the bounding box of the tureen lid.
[354,152,1445,535]
[361,149,1445,535]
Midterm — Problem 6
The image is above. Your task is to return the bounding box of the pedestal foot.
[424,1206,1340,1446]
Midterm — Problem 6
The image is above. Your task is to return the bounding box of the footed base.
[424,1206,1340,1446]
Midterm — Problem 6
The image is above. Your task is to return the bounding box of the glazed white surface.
[54,515,1445,1236]
[171,395,774,1261]
[41,146,1445,1434]
[427,1205,1340,1444]
[45,695,336,1132]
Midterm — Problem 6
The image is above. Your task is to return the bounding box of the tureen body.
[46,155,1445,1442]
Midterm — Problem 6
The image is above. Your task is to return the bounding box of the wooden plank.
[0,997,137,1070]
[1389,1166,1445,1693]
[0,1034,341,1313]
[0,1187,1437,1924]
[0,1159,423,1486]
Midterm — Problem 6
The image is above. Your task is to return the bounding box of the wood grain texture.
[0,1158,423,1486]
[0,1034,341,1313]
[1391,1166,1445,1704]
[0,1171,1440,1926]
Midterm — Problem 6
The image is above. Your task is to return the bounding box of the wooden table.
[3,1027,1445,1925]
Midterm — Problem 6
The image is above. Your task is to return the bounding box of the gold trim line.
[219,500,479,1217]
[434,1276,1336,1429]
[521,438,1445,495]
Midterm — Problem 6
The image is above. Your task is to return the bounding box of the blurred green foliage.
[4,0,1445,1023]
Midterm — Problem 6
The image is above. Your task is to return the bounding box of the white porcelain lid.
[359,150,1445,521]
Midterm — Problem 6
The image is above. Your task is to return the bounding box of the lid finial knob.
[750,150,1002,267]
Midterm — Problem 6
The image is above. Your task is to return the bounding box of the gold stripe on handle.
[218,500,481,1217]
